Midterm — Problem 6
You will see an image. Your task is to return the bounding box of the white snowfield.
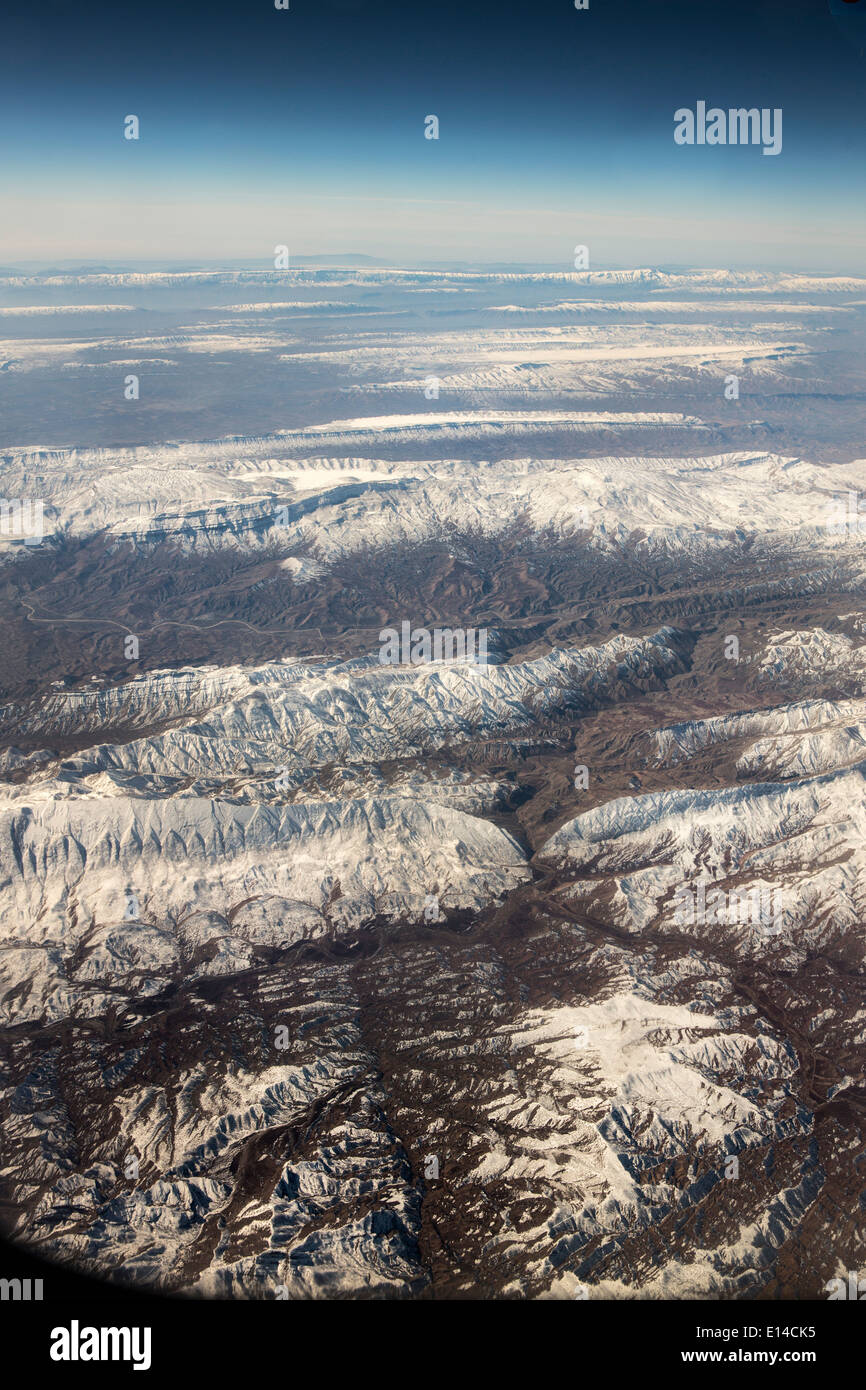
[756,628,866,689]
[651,626,866,772]
[492,299,851,317]
[11,975,425,1297]
[652,684,866,781]
[738,722,866,780]
[300,410,694,432]
[288,319,807,368]
[0,791,529,965]
[4,266,865,291]
[512,991,799,1184]
[0,331,298,372]
[221,301,354,312]
[538,753,866,956]
[652,693,866,767]
[0,274,843,396]
[0,629,688,1023]
[460,986,807,1300]
[3,443,865,564]
[3,628,687,778]
[308,329,820,412]
[543,627,864,959]
[541,759,866,874]
[10,975,811,1300]
[359,346,804,397]
[0,304,139,317]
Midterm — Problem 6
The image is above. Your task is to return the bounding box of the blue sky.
[2,0,864,268]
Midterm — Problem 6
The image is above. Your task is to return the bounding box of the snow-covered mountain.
[1,266,864,1302]
[3,444,865,566]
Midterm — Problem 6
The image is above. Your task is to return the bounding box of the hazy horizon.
[2,0,864,270]
[2,255,865,275]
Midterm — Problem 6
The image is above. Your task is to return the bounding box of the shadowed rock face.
[1,269,865,1300]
